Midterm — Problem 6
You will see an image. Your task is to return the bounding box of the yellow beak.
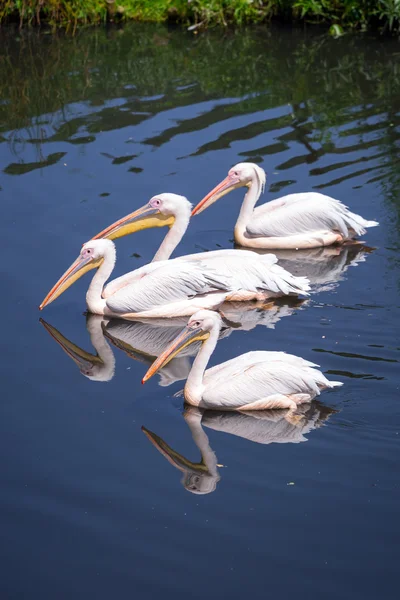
[142,325,209,384]
[39,254,103,310]
[91,203,175,241]
[191,174,242,216]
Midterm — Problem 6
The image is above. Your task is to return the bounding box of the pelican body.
[143,309,342,411]
[192,163,378,249]
[39,195,311,316]
[39,239,238,318]
[88,192,310,302]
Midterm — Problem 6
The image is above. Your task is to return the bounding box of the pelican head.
[39,239,116,310]
[92,193,192,241]
[142,310,221,383]
[192,162,266,216]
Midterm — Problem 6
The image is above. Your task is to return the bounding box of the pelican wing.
[106,260,232,314]
[105,249,309,299]
[201,353,327,409]
[249,192,377,239]
[103,261,165,298]
[204,351,318,385]
[194,253,310,296]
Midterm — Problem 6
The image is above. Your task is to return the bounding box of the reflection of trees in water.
[0,24,399,197]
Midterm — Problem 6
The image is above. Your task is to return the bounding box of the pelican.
[191,162,379,249]
[143,309,343,411]
[39,239,236,318]
[142,402,337,494]
[89,193,310,301]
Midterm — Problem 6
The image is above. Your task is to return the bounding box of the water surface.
[0,23,399,600]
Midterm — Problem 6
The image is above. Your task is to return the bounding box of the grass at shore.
[0,1,399,33]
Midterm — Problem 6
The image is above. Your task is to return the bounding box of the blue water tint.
[0,24,399,600]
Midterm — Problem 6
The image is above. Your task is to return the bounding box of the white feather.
[249,192,378,239]
[106,260,232,315]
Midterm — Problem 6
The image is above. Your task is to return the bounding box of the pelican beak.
[142,325,209,384]
[40,319,103,371]
[142,427,207,473]
[91,203,175,241]
[39,254,103,310]
[191,174,242,216]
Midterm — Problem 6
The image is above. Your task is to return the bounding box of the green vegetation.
[0,1,399,33]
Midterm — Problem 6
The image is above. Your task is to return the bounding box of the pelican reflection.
[40,315,115,382]
[40,314,195,386]
[250,244,373,294]
[143,401,337,494]
[40,299,306,386]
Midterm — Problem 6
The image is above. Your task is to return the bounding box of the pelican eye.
[191,321,201,328]
[82,247,94,258]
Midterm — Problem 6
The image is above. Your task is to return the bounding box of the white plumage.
[192,162,378,249]
[249,192,377,241]
[106,258,231,316]
[40,239,234,318]
[143,309,342,411]
[103,249,309,302]
[90,192,310,301]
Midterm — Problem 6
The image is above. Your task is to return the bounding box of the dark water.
[0,23,399,599]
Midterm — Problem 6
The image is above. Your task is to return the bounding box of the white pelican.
[90,192,310,301]
[39,239,236,318]
[191,162,379,249]
[143,309,342,411]
[142,402,337,494]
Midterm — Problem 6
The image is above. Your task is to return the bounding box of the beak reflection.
[142,325,209,384]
